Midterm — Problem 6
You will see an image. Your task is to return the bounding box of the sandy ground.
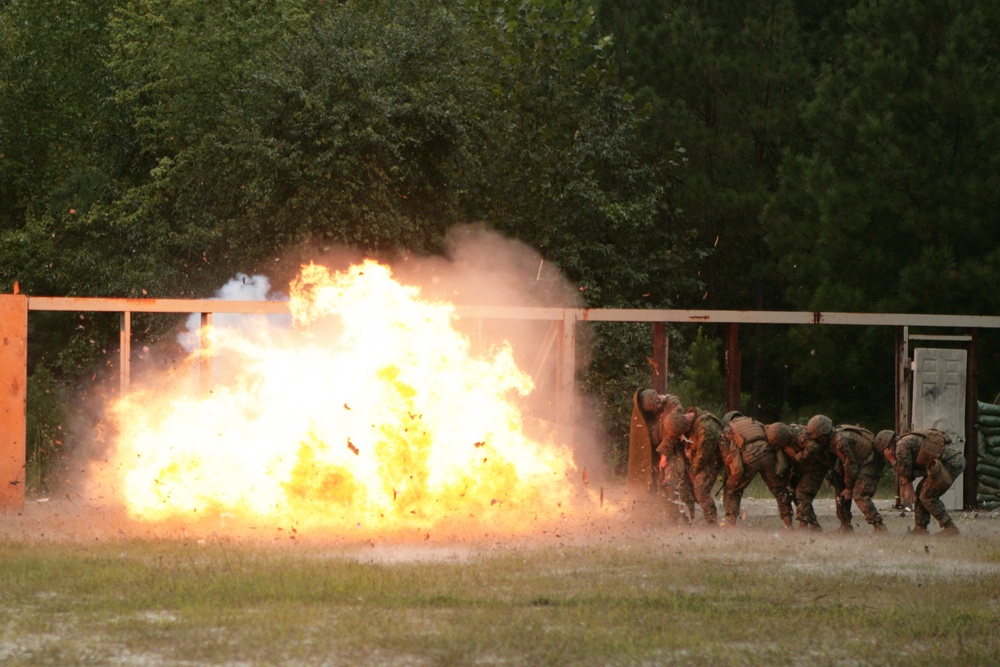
[3,490,1000,561]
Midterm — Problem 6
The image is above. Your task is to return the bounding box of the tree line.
[2,0,999,485]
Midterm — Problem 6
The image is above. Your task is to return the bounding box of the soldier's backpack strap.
[839,425,874,439]
[700,410,723,429]
[905,429,952,444]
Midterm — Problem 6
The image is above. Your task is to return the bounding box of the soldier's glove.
[840,489,853,501]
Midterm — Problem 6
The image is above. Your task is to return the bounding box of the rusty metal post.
[894,326,910,435]
[724,323,741,412]
[1,294,28,511]
[893,326,908,509]
[652,322,668,394]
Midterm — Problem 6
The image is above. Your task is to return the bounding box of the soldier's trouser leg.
[853,466,884,527]
[757,461,794,528]
[690,465,720,525]
[913,477,933,529]
[828,471,853,529]
[917,472,958,529]
[659,451,690,524]
[835,497,854,529]
[794,467,826,528]
[723,473,754,524]
[678,466,696,521]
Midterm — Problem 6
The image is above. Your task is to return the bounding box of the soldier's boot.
[808,521,822,532]
[872,522,888,534]
[908,525,929,535]
[938,521,960,537]
[837,522,854,534]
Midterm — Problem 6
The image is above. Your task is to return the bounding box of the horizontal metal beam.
[27,296,290,315]
[25,296,1000,329]
[908,334,973,342]
[576,308,1000,328]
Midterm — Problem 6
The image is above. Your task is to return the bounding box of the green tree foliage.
[764,0,1000,420]
[103,0,483,293]
[767,0,1000,316]
[463,0,699,310]
[598,0,826,421]
[672,327,725,414]
[603,0,813,310]
[25,365,68,493]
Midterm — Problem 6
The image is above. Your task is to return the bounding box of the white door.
[911,348,966,510]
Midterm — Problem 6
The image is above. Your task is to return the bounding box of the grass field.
[2,495,999,666]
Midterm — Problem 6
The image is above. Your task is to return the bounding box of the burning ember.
[102,260,593,536]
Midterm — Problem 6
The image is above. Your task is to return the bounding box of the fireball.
[103,260,593,537]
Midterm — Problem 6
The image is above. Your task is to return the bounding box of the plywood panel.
[0,295,27,512]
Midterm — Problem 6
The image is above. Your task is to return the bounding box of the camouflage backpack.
[910,429,950,467]
[838,425,875,463]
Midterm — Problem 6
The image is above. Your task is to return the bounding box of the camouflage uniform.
[720,415,794,528]
[654,408,694,524]
[826,458,855,531]
[787,423,834,530]
[679,408,724,525]
[829,425,886,531]
[890,430,965,533]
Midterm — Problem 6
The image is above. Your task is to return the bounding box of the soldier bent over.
[788,415,837,530]
[830,425,887,533]
[680,407,724,525]
[719,412,794,529]
[880,429,965,536]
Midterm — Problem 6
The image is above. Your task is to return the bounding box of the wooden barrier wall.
[0,294,27,512]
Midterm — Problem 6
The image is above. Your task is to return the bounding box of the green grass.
[2,524,999,666]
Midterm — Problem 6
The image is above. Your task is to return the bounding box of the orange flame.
[103,260,595,537]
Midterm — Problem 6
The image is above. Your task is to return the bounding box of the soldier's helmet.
[638,389,661,413]
[874,429,897,455]
[765,422,792,449]
[806,414,833,440]
[721,411,743,428]
[662,410,692,440]
[662,394,683,413]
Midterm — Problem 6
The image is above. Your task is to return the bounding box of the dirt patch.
[4,493,999,558]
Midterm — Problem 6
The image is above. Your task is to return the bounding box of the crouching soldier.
[719,412,794,529]
[879,429,965,536]
[829,424,887,533]
[788,415,837,531]
[655,406,695,524]
[680,406,724,526]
